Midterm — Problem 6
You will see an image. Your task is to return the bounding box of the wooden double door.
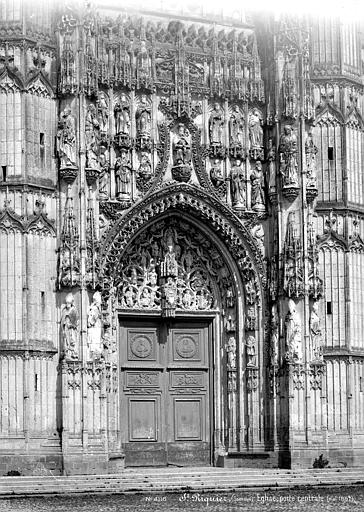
[120,319,212,466]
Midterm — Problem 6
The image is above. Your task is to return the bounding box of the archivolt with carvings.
[98,184,266,306]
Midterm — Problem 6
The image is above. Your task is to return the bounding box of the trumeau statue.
[230,158,245,208]
[250,161,266,211]
[57,107,77,169]
[279,125,298,187]
[248,109,263,148]
[309,301,324,362]
[61,293,79,360]
[285,299,302,363]
[87,291,103,358]
[209,103,224,145]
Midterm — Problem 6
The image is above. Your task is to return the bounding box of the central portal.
[120,318,212,467]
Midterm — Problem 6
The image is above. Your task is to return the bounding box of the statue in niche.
[267,137,277,195]
[87,291,103,358]
[271,304,279,366]
[250,161,266,211]
[114,97,130,135]
[115,151,132,200]
[97,91,109,133]
[85,103,100,169]
[309,301,324,362]
[305,130,318,188]
[226,336,236,370]
[172,124,192,179]
[136,95,151,137]
[140,287,152,308]
[246,336,257,367]
[209,103,224,145]
[57,107,77,169]
[246,306,256,331]
[248,109,263,148]
[61,293,79,360]
[229,105,244,146]
[279,125,298,187]
[210,158,224,188]
[285,299,302,363]
[230,158,245,207]
[137,152,152,180]
[98,150,110,200]
[137,40,151,81]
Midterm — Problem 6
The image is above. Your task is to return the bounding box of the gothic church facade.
[0,1,364,474]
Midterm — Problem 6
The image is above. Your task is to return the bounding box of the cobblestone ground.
[0,486,363,512]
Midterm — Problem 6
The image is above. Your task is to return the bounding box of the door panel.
[120,319,211,466]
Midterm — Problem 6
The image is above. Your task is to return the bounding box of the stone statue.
[136,95,151,136]
[115,99,130,135]
[246,336,257,367]
[61,293,79,360]
[115,151,132,200]
[229,105,244,145]
[137,41,151,81]
[172,124,191,168]
[98,151,110,199]
[137,152,152,180]
[210,158,224,188]
[279,125,298,187]
[230,158,245,207]
[87,291,103,358]
[250,161,266,211]
[310,301,324,362]
[267,137,277,194]
[57,107,77,169]
[85,103,100,169]
[209,103,224,144]
[226,336,236,370]
[271,304,279,366]
[248,109,263,148]
[97,91,109,133]
[285,299,302,363]
[305,130,318,188]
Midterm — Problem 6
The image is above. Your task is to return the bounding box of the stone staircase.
[0,467,363,497]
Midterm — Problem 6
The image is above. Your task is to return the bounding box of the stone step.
[1,470,363,497]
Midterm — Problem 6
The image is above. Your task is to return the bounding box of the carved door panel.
[120,319,211,467]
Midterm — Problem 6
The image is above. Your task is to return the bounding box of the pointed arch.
[98,184,266,303]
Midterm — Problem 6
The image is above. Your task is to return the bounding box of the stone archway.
[98,185,267,464]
